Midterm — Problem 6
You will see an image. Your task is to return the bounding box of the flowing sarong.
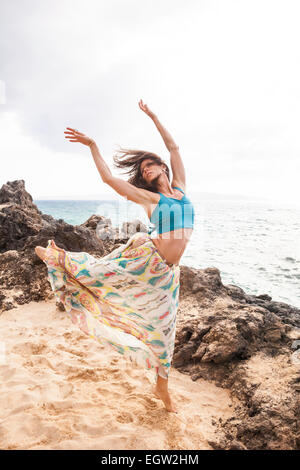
[42,232,180,379]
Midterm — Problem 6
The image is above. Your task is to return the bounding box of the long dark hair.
[112,146,170,193]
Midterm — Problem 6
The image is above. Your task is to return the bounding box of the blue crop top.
[148,186,195,235]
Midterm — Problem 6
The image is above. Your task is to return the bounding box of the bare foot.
[35,246,47,261]
[50,240,65,253]
[35,243,65,267]
[151,385,178,413]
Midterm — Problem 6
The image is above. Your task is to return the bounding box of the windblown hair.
[112,146,170,192]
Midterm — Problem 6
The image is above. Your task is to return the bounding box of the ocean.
[34,197,300,309]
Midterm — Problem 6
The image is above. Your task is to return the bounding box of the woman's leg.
[152,373,178,413]
[36,241,178,412]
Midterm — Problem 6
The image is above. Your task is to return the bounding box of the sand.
[0,299,239,450]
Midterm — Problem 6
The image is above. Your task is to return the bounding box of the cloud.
[0,0,299,205]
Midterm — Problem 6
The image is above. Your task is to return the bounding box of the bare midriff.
[143,187,193,265]
[150,228,193,265]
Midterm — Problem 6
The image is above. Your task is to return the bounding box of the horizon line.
[33,191,270,201]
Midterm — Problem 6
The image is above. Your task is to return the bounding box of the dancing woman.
[35,99,195,413]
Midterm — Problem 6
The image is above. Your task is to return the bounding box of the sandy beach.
[0,299,238,450]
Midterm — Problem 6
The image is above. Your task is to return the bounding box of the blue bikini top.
[148,186,195,235]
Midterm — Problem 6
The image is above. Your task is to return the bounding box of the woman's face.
[140,158,165,184]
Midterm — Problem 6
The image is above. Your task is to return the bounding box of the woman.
[35,99,195,413]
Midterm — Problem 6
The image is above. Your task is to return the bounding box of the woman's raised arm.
[64,127,113,183]
[64,127,156,206]
[138,100,186,187]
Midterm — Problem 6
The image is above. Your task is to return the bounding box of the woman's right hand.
[138,99,156,119]
[64,127,94,146]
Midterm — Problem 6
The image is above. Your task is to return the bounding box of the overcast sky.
[0,0,299,206]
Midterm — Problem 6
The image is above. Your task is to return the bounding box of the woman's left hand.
[138,99,156,119]
[64,127,94,146]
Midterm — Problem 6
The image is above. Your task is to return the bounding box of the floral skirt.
[43,232,180,380]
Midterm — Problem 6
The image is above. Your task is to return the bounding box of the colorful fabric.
[42,232,180,379]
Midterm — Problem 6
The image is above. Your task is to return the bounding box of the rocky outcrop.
[174,266,300,369]
[0,179,299,450]
[173,265,300,450]
[0,180,44,252]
